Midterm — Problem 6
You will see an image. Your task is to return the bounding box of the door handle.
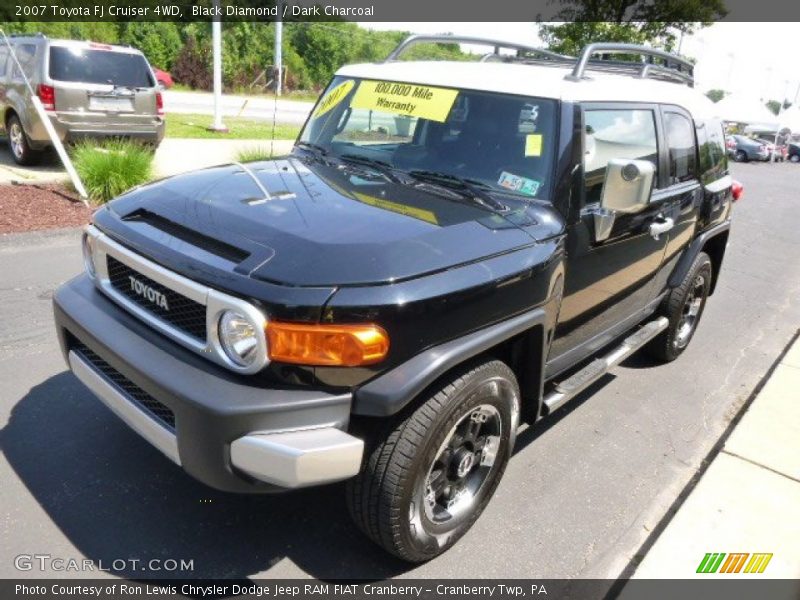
[649,217,674,240]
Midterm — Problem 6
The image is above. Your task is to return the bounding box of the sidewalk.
[0,138,297,184]
[153,138,295,177]
[631,333,800,579]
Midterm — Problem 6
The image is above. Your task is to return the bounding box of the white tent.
[712,94,779,126]
[776,106,800,132]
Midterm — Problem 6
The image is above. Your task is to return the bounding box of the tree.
[119,23,182,71]
[766,100,782,116]
[705,89,727,103]
[0,22,118,44]
[539,0,728,56]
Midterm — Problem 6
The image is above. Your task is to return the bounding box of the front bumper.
[54,275,363,493]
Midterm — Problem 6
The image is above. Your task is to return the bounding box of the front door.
[548,103,673,376]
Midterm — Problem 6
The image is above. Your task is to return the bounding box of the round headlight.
[218,310,259,367]
[82,232,96,278]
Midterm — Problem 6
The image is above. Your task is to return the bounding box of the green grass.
[165,113,301,140]
[70,140,154,204]
[234,146,276,163]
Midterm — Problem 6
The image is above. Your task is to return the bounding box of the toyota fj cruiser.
[53,36,739,562]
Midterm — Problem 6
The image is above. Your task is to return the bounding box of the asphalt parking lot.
[0,161,799,582]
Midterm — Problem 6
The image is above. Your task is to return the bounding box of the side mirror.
[600,159,655,213]
[591,159,655,242]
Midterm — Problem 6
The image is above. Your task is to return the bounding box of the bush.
[71,140,154,204]
[171,36,212,90]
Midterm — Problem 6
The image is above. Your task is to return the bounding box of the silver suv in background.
[0,34,165,165]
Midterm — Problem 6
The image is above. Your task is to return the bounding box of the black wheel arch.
[668,220,730,297]
[352,307,548,421]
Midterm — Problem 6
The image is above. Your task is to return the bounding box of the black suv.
[54,38,738,562]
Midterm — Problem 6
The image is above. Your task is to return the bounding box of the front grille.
[72,340,176,430]
[106,255,207,342]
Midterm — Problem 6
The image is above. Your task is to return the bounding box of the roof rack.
[385,35,694,87]
[385,34,570,64]
[7,32,46,39]
[567,43,694,87]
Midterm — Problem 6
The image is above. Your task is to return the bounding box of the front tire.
[7,115,42,166]
[734,150,747,163]
[346,360,520,562]
[646,252,712,362]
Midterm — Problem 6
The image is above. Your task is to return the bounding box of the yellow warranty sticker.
[351,80,458,123]
[312,79,355,119]
[525,134,543,157]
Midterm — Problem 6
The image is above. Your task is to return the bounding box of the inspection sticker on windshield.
[350,80,458,123]
[525,134,543,157]
[312,79,356,118]
[498,171,541,197]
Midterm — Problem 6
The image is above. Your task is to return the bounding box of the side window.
[11,44,36,81]
[696,119,728,180]
[583,108,658,204]
[664,112,697,184]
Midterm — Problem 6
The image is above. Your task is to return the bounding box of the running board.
[543,317,669,414]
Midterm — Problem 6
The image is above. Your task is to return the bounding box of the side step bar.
[543,317,669,414]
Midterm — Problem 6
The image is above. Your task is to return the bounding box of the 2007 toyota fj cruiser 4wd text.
[54,37,740,562]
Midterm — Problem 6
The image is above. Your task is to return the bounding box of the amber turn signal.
[266,322,390,366]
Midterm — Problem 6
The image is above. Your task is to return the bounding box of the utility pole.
[209,0,227,132]
[274,5,283,97]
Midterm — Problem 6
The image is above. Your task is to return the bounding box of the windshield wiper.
[338,154,401,182]
[295,141,329,156]
[407,170,510,212]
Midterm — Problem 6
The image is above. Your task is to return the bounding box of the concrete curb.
[629,331,800,579]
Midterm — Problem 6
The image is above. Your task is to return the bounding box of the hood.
[107,156,563,287]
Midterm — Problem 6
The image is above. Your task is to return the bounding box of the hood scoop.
[123,209,250,264]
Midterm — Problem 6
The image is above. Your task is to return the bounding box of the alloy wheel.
[675,273,706,348]
[9,122,24,159]
[420,404,502,524]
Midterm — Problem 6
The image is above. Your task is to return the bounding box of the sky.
[359,22,800,103]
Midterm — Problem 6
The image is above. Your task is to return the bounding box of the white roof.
[337,60,717,119]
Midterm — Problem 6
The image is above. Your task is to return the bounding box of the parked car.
[153,68,173,89]
[755,138,787,161]
[54,37,739,562]
[789,142,800,163]
[727,134,770,162]
[0,34,165,165]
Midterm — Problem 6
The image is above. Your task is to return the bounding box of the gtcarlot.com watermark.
[14,554,194,573]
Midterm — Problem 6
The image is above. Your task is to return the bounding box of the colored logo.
[696,552,773,574]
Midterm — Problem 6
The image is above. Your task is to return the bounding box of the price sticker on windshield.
[312,79,356,119]
[351,80,459,123]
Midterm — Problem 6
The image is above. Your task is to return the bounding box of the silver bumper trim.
[68,350,181,465]
[230,428,364,488]
[84,225,270,375]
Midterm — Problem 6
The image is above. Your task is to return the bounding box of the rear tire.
[346,359,520,563]
[646,252,712,362]
[7,115,42,166]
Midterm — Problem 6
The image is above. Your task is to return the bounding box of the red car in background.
[153,68,174,89]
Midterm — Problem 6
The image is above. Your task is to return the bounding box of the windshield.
[298,77,557,201]
[49,46,154,87]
